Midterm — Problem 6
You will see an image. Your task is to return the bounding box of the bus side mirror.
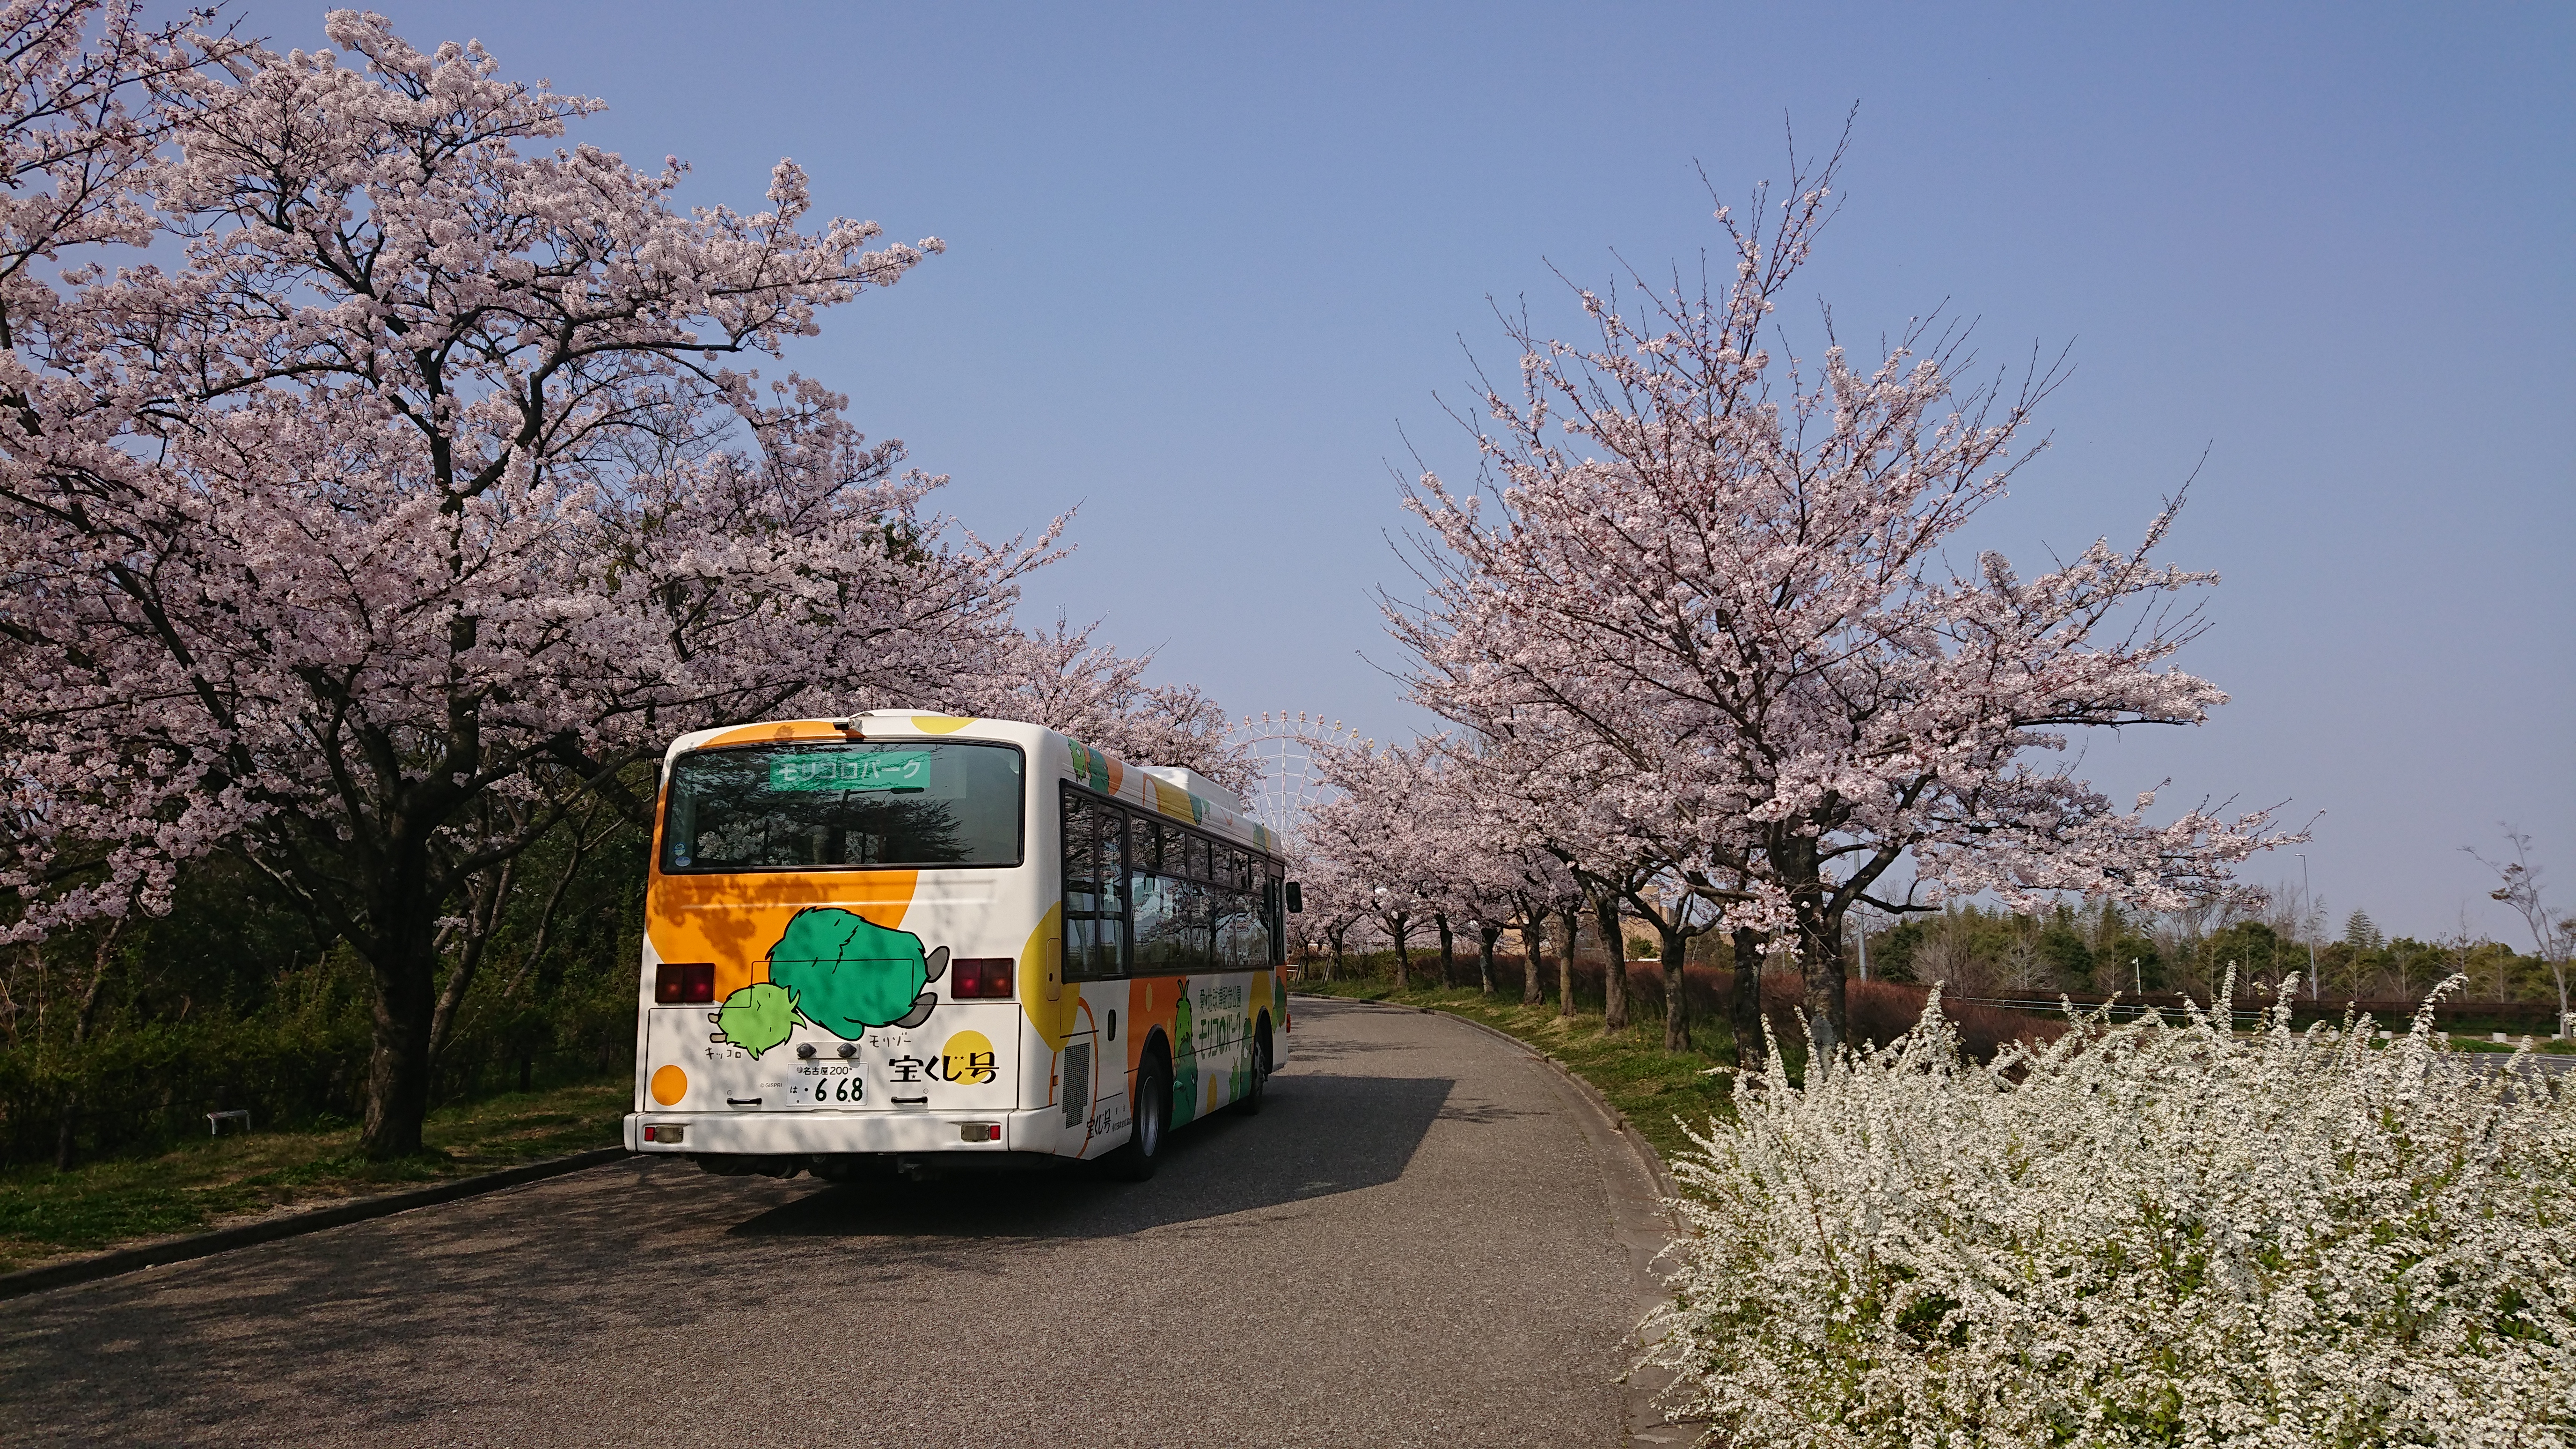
[1284,882,1303,914]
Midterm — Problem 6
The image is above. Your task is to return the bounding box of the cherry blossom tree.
[1409,741,1543,999]
[0,11,1051,1156]
[1285,841,1374,981]
[1459,709,1753,1053]
[2467,827,2571,1033]
[1393,128,2296,1058]
[1299,727,1593,1010]
[0,1,238,349]
[1306,736,1458,990]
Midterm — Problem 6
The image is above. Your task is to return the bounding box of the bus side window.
[1061,789,1098,978]
[1130,810,1181,973]
[1211,847,1246,969]
[1064,787,1130,982]
[1101,807,1130,974]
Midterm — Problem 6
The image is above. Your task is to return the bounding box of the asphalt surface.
[0,998,1676,1448]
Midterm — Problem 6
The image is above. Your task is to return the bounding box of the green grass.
[1295,979,1761,1171]
[0,1078,630,1273]
[2436,1033,2576,1054]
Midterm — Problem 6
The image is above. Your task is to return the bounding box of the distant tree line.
[1852,897,2566,1009]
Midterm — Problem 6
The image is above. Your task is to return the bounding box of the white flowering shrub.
[1646,983,2575,1447]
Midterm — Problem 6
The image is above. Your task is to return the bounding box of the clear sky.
[222,2,2572,941]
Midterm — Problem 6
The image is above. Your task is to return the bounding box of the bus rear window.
[661,742,1024,872]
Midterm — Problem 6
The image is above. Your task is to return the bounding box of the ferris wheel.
[1228,710,1365,851]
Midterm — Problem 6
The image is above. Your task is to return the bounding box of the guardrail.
[1947,995,2572,1042]
[1941,995,2270,1030]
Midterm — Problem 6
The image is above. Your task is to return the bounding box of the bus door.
[1054,785,1125,1156]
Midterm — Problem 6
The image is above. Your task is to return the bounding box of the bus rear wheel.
[1109,1054,1169,1182]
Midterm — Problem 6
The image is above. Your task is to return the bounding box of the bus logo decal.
[711,907,952,1058]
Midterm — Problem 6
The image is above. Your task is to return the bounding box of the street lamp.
[2298,852,2320,1001]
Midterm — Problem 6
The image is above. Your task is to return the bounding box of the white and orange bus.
[624,711,1295,1181]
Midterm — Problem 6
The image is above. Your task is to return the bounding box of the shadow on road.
[726,1072,1454,1242]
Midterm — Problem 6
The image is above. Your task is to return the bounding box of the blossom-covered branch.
[1390,126,2299,1056]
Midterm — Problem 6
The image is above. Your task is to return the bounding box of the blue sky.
[230,3,2572,940]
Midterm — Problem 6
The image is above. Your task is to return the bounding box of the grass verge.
[1296,979,1756,1171]
[0,1078,629,1273]
[2438,1033,2575,1054]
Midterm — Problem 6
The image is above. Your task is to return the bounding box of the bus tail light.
[656,962,715,1004]
[960,1122,1001,1142]
[643,1124,684,1144]
[950,958,1015,999]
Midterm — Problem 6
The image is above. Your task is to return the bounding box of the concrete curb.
[0,1145,632,1303]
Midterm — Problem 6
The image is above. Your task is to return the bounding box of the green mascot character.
[1170,986,1199,1127]
[713,908,951,1057]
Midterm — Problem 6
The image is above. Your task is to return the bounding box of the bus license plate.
[783,1064,864,1106]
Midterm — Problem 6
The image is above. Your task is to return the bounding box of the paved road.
[0,998,1675,1448]
[2472,1049,2574,1078]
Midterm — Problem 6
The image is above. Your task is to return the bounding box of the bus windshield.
[660,741,1024,872]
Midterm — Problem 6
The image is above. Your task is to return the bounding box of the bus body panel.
[627,713,1288,1165]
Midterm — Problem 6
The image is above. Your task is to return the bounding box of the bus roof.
[664,713,1281,858]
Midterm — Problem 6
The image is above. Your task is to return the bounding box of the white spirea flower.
[1645,981,2576,1448]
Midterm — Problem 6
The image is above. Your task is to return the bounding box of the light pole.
[2298,852,2320,1000]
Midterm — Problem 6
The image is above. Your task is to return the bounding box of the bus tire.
[1109,1049,1169,1182]
[1237,1021,1271,1116]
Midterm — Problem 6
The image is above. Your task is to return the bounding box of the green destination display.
[766,750,934,792]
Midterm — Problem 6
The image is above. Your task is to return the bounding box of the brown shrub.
[1616,962,2064,1063]
[1379,951,2063,1063]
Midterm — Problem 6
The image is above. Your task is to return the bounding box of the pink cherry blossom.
[0,8,1044,1156]
[1389,130,2300,1059]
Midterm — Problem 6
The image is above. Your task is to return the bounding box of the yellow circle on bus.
[940,1029,997,1085]
[650,1064,688,1106]
[1019,903,1076,1052]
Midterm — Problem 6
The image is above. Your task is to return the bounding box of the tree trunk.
[1598,894,1629,1032]
[1391,915,1411,991]
[1728,926,1767,1072]
[1521,912,1544,1005]
[500,815,597,1001]
[1478,925,1499,995]
[1436,914,1455,988]
[54,918,125,1171]
[1327,926,1345,982]
[1661,920,1691,1052]
[1799,901,1848,1068]
[1777,838,1848,1065]
[1558,905,1580,1018]
[429,861,512,1076]
[360,926,440,1159]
